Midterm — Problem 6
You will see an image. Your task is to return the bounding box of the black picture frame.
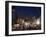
[5,1,45,36]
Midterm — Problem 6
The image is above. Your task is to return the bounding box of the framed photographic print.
[5,1,45,36]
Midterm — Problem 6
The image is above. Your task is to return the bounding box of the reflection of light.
[36,19,40,25]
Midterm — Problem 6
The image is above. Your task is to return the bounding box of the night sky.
[12,6,41,20]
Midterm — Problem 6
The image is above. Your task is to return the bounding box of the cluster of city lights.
[13,17,40,28]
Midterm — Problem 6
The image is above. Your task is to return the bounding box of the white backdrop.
[0,0,46,37]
